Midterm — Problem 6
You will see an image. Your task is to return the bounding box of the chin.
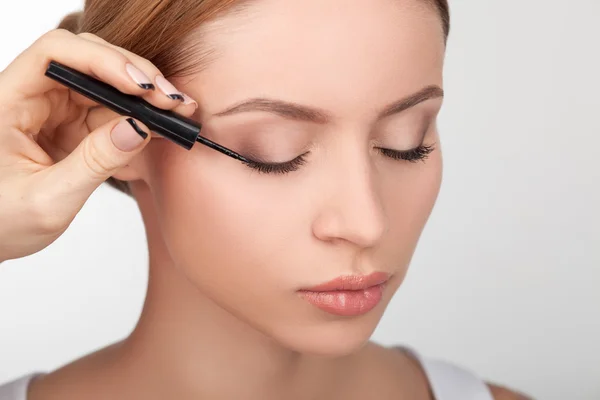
[264,310,385,357]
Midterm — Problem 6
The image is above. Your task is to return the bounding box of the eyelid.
[375,118,434,150]
[206,125,313,160]
[243,150,309,165]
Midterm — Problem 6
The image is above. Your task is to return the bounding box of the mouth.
[297,272,391,317]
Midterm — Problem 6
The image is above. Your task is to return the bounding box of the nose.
[312,157,387,248]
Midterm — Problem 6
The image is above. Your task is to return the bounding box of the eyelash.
[242,152,309,175]
[375,144,435,163]
[242,144,435,175]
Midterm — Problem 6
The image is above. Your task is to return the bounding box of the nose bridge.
[316,143,387,247]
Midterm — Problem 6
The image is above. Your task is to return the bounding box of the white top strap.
[401,347,494,400]
[0,374,37,400]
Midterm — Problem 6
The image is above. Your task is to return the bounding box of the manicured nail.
[182,93,198,109]
[125,63,155,90]
[155,75,184,101]
[111,118,147,152]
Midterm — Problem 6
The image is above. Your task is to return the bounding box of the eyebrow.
[212,85,444,123]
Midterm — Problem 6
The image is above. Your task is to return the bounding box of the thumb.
[47,117,150,205]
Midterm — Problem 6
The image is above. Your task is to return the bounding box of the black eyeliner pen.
[44,60,250,163]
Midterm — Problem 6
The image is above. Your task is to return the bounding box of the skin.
[27,0,529,399]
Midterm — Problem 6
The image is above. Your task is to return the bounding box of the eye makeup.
[371,115,437,163]
[240,142,435,175]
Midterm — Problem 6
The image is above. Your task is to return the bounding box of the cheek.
[379,148,442,269]
[398,149,442,228]
[144,141,314,300]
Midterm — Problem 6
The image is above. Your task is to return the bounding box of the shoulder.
[345,342,433,399]
[486,383,533,400]
[375,344,534,400]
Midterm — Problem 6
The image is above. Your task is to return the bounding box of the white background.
[0,1,598,399]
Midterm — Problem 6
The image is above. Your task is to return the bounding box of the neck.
[112,183,350,400]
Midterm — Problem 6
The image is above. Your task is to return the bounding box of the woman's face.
[141,0,445,355]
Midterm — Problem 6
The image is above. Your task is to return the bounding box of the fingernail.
[155,75,184,101]
[111,118,148,152]
[182,93,198,109]
[125,63,155,90]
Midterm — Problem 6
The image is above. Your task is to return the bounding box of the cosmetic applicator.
[44,60,250,163]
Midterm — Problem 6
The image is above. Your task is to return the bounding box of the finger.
[47,102,194,163]
[45,105,175,159]
[40,116,150,212]
[0,29,154,101]
[173,93,200,117]
[76,32,198,113]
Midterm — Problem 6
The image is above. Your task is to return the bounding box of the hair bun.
[57,11,83,33]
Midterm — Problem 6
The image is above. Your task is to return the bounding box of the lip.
[298,272,391,317]
[301,272,391,292]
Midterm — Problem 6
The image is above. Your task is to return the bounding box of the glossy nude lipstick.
[298,272,390,317]
[44,61,250,162]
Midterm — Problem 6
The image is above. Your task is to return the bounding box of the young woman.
[0,0,530,398]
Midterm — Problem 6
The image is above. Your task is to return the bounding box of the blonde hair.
[58,0,450,196]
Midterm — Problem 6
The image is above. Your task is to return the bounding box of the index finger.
[0,29,151,101]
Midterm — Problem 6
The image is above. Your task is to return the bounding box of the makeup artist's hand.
[0,29,198,263]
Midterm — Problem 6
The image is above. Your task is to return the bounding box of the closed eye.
[376,144,435,163]
[241,143,435,175]
[242,152,309,174]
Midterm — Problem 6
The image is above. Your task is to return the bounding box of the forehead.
[190,0,445,117]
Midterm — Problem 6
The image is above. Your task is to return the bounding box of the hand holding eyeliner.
[44,60,250,163]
